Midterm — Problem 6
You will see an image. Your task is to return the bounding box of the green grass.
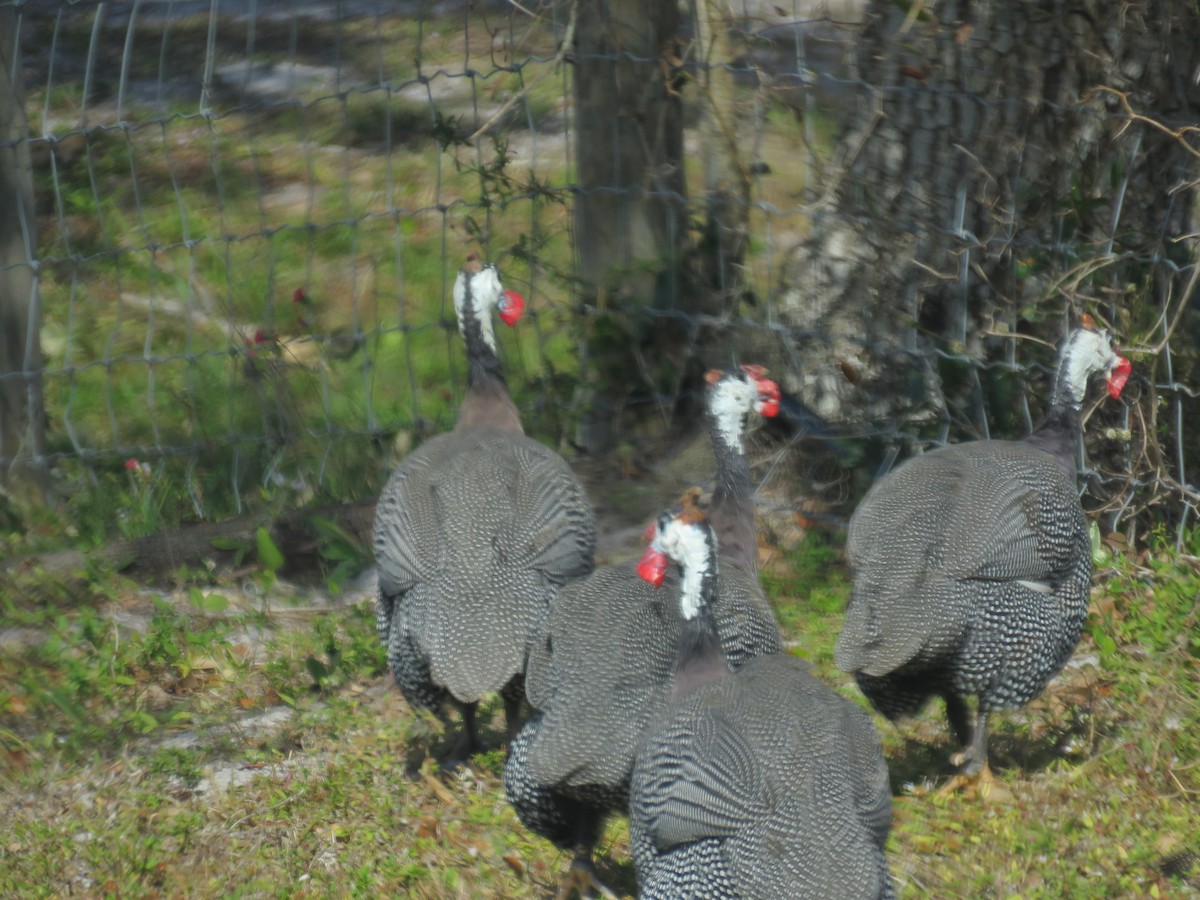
[1,533,1197,897]
[27,7,583,530]
[23,1,830,539]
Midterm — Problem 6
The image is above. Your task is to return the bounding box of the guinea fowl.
[373,256,596,762]
[836,320,1132,788]
[629,494,894,899]
[503,367,783,899]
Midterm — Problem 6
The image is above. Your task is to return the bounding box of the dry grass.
[1,527,1198,898]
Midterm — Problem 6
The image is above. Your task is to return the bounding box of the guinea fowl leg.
[555,855,617,900]
[942,692,973,748]
[500,676,525,744]
[941,707,1002,797]
[442,701,484,768]
[949,707,989,775]
[554,808,617,900]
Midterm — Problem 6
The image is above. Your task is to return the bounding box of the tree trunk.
[690,0,752,313]
[778,0,1200,448]
[571,0,690,453]
[572,0,686,303]
[0,9,46,503]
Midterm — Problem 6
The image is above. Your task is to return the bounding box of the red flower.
[293,288,306,304]
[124,458,139,471]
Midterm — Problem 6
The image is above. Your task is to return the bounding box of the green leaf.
[1089,522,1111,567]
[256,527,285,573]
[200,593,229,614]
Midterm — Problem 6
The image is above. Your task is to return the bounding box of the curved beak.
[498,289,525,326]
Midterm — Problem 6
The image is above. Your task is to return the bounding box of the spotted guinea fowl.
[628,494,893,899]
[373,256,596,761]
[836,320,1132,787]
[503,367,783,898]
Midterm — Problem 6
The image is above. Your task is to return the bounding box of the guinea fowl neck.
[1023,348,1088,475]
[672,552,730,701]
[1024,404,1080,475]
[455,296,523,433]
[708,414,758,574]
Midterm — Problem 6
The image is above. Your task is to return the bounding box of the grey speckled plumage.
[373,260,595,754]
[629,510,893,900]
[836,324,1130,774]
[503,369,783,880]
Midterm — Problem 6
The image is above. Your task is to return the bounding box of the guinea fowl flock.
[373,258,1133,898]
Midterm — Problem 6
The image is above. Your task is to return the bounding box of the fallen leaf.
[416,816,440,839]
[503,852,525,877]
[5,749,29,771]
[421,771,456,805]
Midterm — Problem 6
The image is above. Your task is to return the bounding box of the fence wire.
[1,0,1196,547]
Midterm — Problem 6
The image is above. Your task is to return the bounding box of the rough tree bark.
[0,9,46,503]
[572,0,686,303]
[778,0,1200,445]
[571,0,691,452]
[690,0,753,313]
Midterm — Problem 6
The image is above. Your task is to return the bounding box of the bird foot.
[555,858,618,900]
[948,749,982,774]
[437,736,485,774]
[938,763,1012,802]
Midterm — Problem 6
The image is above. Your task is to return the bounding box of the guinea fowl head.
[705,365,781,452]
[453,255,526,351]
[637,489,718,621]
[1053,316,1132,411]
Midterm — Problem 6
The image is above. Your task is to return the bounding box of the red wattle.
[636,547,669,587]
[1107,356,1132,399]
[755,377,781,417]
[757,396,781,418]
[498,289,525,326]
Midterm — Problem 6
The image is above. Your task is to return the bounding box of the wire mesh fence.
[2,0,1197,545]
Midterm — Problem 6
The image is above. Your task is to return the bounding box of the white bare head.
[637,493,718,621]
[1053,319,1131,410]
[705,365,781,455]
[452,258,525,352]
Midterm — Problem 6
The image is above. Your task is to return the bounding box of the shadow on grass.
[882,704,1107,795]
[590,856,638,900]
[397,693,520,778]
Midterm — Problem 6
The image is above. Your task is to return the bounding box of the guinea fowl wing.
[502,439,597,583]
[526,565,676,789]
[374,436,451,642]
[839,442,1078,676]
[377,429,594,704]
[632,656,893,899]
[523,565,780,792]
[638,708,771,853]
